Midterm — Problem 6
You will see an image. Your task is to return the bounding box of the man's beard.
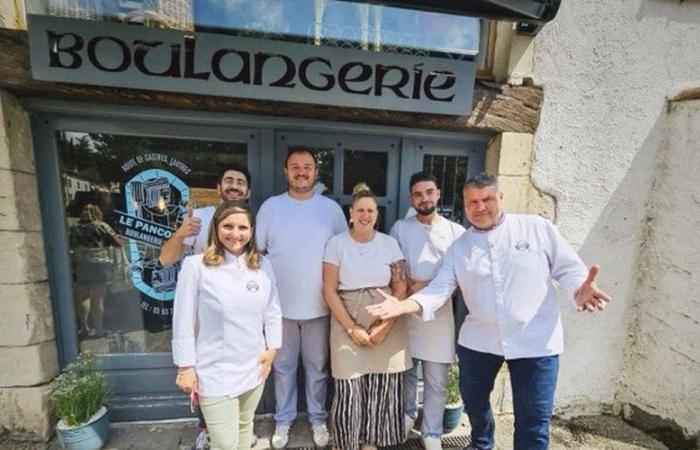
[415,204,436,216]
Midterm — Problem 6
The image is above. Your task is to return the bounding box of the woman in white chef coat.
[323,183,411,450]
[172,200,282,450]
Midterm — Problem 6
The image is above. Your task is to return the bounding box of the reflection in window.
[343,149,388,196]
[58,131,247,355]
[39,1,479,57]
[423,154,468,224]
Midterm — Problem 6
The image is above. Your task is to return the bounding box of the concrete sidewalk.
[1,413,669,449]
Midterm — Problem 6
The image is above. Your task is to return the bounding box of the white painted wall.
[528,0,700,426]
[619,99,700,437]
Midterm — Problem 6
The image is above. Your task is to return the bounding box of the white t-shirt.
[323,231,404,290]
[390,215,465,363]
[256,193,347,320]
[182,205,215,255]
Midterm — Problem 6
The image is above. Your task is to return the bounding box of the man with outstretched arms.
[389,172,465,450]
[161,165,250,450]
[255,147,347,449]
[368,173,610,450]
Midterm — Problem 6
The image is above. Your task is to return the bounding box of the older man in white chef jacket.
[368,173,610,450]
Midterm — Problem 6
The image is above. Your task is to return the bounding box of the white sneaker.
[311,423,330,447]
[191,429,210,450]
[271,424,291,449]
[423,437,442,450]
[251,433,258,448]
[404,414,416,440]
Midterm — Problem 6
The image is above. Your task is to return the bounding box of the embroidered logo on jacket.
[246,281,260,292]
[515,240,530,252]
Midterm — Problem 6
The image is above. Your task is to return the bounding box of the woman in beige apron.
[322,183,412,450]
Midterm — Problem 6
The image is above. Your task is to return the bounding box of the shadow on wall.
[560,100,700,449]
[616,98,700,449]
[555,103,665,418]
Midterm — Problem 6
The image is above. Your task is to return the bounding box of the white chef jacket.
[390,215,465,363]
[172,252,283,397]
[255,193,348,320]
[412,214,588,360]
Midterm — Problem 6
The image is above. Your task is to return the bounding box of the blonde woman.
[322,183,411,450]
[173,200,282,450]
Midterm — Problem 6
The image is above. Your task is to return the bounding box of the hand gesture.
[258,349,276,381]
[574,265,611,313]
[365,289,405,320]
[176,204,201,239]
[368,319,394,345]
[348,327,374,347]
[175,367,197,394]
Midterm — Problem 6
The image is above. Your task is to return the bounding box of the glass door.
[275,132,401,232]
[33,115,261,420]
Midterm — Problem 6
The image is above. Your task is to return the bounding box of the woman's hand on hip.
[258,349,277,381]
[176,367,197,394]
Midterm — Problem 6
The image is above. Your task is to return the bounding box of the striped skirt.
[331,373,405,450]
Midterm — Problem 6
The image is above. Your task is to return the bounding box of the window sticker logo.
[116,168,189,301]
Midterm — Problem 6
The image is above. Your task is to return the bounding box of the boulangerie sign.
[27,14,476,115]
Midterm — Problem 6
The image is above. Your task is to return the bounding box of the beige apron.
[330,287,412,380]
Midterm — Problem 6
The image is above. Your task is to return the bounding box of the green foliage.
[48,353,108,427]
[445,362,462,405]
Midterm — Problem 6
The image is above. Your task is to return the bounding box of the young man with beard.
[160,165,251,450]
[368,173,610,450]
[256,147,347,448]
[160,166,251,266]
[389,172,465,450]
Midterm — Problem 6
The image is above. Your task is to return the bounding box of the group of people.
[169,146,610,450]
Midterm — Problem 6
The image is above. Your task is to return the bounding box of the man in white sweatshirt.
[256,147,347,448]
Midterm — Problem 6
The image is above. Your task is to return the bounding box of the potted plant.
[49,353,111,450]
[442,362,464,434]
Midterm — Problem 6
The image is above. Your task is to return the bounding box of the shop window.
[57,131,247,354]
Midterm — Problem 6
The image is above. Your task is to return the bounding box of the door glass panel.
[58,131,247,354]
[422,154,468,224]
[343,149,388,196]
[314,147,335,196]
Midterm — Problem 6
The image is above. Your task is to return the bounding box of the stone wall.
[0,91,57,441]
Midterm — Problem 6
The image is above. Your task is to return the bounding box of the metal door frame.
[31,113,262,420]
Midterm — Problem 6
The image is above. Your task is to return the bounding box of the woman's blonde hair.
[202,200,262,270]
[351,182,376,206]
[80,203,104,222]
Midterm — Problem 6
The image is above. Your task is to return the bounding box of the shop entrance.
[32,105,487,421]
